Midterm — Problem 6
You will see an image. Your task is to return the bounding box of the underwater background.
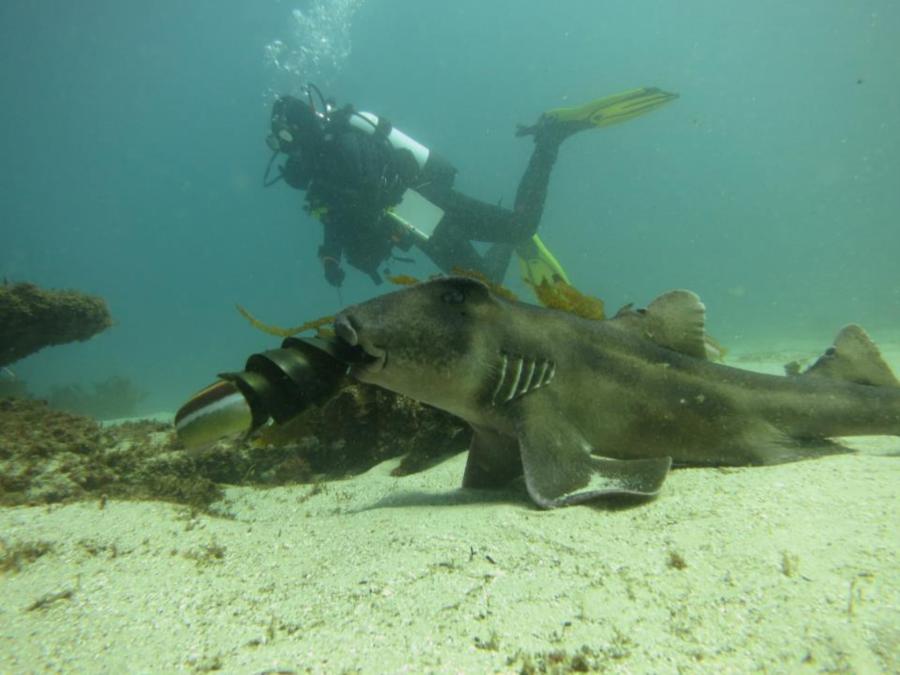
[1,0,898,415]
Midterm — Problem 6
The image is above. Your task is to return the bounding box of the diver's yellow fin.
[543,87,678,131]
[516,235,571,289]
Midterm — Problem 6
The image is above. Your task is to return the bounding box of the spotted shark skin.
[334,276,900,508]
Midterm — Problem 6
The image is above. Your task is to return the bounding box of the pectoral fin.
[517,415,671,508]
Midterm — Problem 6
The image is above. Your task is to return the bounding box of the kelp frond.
[236,304,334,338]
[237,270,602,340]
[386,274,420,286]
[450,267,519,302]
[530,278,605,321]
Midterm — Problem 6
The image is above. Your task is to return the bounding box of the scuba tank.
[346,110,454,182]
[342,109,457,243]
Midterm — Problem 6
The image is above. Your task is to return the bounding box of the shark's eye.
[441,288,466,305]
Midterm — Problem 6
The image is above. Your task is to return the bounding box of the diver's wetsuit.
[283,108,562,284]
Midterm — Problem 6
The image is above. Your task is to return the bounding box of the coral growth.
[0,281,112,367]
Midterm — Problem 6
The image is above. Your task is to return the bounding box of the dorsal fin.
[611,290,708,358]
[797,324,899,387]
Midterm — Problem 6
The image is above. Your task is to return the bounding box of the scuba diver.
[263,85,677,289]
[177,86,678,449]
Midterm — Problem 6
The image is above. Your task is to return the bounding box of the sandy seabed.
[1,341,898,674]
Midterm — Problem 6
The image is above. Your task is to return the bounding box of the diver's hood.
[268,94,326,156]
[264,90,331,188]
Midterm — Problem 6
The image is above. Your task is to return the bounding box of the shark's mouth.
[334,314,387,377]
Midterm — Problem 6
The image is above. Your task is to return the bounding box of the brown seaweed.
[236,304,334,338]
[449,267,519,302]
[530,277,605,320]
[386,274,420,286]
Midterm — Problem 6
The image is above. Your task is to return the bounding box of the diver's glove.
[322,256,345,287]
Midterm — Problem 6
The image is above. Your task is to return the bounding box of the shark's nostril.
[334,315,359,347]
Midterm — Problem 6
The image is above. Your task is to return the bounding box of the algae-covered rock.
[0,281,112,367]
[0,383,468,511]
[0,398,211,508]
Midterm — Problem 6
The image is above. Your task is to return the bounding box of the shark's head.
[334,276,501,418]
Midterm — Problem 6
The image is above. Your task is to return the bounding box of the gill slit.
[490,351,556,406]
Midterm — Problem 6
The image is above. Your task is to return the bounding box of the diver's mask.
[265,126,295,153]
[264,85,334,187]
